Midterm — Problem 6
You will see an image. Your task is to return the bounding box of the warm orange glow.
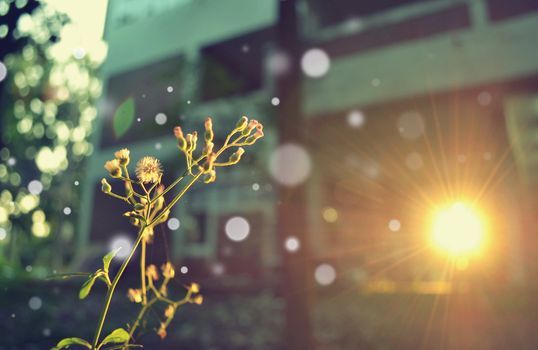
[431,202,485,256]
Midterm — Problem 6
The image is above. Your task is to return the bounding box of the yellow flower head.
[189,282,200,294]
[135,156,162,184]
[157,323,167,339]
[161,262,175,279]
[114,148,130,166]
[127,288,142,303]
[146,264,159,281]
[193,295,203,305]
[104,159,122,178]
[164,305,175,318]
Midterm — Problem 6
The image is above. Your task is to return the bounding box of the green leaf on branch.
[51,337,91,349]
[79,271,105,299]
[100,328,130,346]
[102,247,121,273]
[113,97,135,139]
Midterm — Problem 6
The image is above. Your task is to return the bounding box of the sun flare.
[431,202,485,256]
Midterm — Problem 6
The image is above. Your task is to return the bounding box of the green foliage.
[79,271,106,299]
[99,328,130,348]
[112,97,135,139]
[52,337,91,350]
[102,248,120,273]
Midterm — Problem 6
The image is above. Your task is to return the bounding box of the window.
[200,28,273,101]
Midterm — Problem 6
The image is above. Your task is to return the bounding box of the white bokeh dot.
[7,157,16,166]
[74,180,79,186]
[155,113,167,125]
[271,97,280,106]
[405,152,423,171]
[180,266,188,274]
[73,47,86,59]
[301,48,330,78]
[167,218,180,231]
[28,296,42,310]
[266,51,290,76]
[25,265,32,272]
[63,207,71,215]
[269,143,312,187]
[347,110,365,128]
[212,262,225,276]
[225,216,250,242]
[284,236,300,253]
[0,228,6,240]
[155,142,162,150]
[110,236,133,260]
[315,264,336,286]
[167,86,174,93]
[388,219,401,232]
[398,112,425,140]
[43,328,51,337]
[0,61,7,82]
[252,183,260,191]
[28,180,43,195]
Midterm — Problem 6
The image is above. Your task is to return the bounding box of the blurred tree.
[0,0,105,276]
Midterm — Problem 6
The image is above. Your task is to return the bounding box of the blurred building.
[77,4,538,347]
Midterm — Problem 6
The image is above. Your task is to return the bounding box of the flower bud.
[127,288,142,303]
[189,282,200,294]
[203,153,216,173]
[101,178,112,193]
[202,141,214,156]
[164,305,175,318]
[174,126,187,150]
[146,264,159,281]
[104,159,122,178]
[161,262,175,279]
[134,203,145,211]
[193,295,203,305]
[204,117,214,142]
[191,131,198,152]
[203,169,216,183]
[228,147,245,164]
[157,323,167,340]
[114,148,130,166]
[235,116,248,131]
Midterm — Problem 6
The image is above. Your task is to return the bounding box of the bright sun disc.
[432,202,484,256]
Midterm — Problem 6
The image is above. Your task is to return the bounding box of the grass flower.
[135,156,162,184]
[54,116,264,350]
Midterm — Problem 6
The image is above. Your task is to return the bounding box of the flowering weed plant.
[52,116,263,349]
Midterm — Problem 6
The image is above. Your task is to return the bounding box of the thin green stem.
[149,172,202,226]
[140,240,147,305]
[91,225,147,349]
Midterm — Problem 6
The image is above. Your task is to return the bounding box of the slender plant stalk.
[140,240,147,305]
[91,225,147,349]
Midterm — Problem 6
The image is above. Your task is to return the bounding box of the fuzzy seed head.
[161,262,175,279]
[135,156,162,184]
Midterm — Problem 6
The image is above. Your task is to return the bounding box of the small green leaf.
[100,328,130,346]
[51,337,91,349]
[102,248,121,273]
[113,97,135,139]
[79,271,104,299]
